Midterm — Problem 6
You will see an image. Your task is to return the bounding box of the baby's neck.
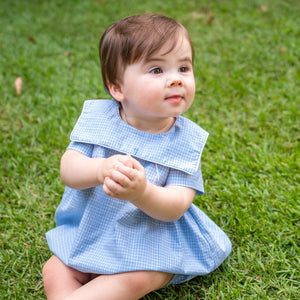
[120,108,176,134]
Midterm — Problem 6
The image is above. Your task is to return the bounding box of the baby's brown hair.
[99,14,194,95]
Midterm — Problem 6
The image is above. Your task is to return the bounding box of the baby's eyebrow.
[178,57,193,64]
[145,56,193,64]
[146,57,164,63]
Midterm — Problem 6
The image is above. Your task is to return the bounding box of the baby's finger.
[118,156,133,169]
[114,163,137,181]
[130,157,144,172]
[110,169,131,187]
[103,177,124,198]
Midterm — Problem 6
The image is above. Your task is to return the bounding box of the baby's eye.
[178,66,190,72]
[150,67,163,74]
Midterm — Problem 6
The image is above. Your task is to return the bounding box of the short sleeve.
[67,141,94,158]
[165,164,205,195]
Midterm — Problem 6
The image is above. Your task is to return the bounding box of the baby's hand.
[118,154,134,169]
[102,155,147,201]
[96,154,129,183]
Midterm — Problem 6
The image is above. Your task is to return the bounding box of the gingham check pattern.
[46,100,231,285]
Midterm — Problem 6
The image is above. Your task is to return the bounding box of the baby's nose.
[167,79,183,87]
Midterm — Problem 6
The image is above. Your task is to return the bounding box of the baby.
[43,14,231,300]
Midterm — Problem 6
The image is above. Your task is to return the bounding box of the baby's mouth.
[165,95,183,103]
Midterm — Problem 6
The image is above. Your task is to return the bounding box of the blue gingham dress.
[46,100,231,285]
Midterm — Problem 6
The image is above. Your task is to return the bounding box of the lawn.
[0,0,299,299]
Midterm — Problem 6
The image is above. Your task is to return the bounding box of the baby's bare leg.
[65,270,173,300]
[42,255,91,300]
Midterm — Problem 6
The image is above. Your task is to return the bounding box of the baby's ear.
[108,82,125,102]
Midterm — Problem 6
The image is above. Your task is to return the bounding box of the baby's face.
[113,36,195,132]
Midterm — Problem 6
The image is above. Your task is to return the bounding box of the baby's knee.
[42,256,58,296]
[42,256,54,281]
[42,255,90,285]
[125,271,171,294]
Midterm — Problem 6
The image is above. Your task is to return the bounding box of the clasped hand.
[99,154,147,202]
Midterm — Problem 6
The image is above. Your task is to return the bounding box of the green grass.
[1,0,299,299]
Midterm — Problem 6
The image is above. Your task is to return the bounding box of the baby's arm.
[61,150,194,221]
[138,184,195,222]
[60,150,133,190]
[103,156,196,222]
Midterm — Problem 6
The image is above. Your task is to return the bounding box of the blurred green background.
[1,0,299,299]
